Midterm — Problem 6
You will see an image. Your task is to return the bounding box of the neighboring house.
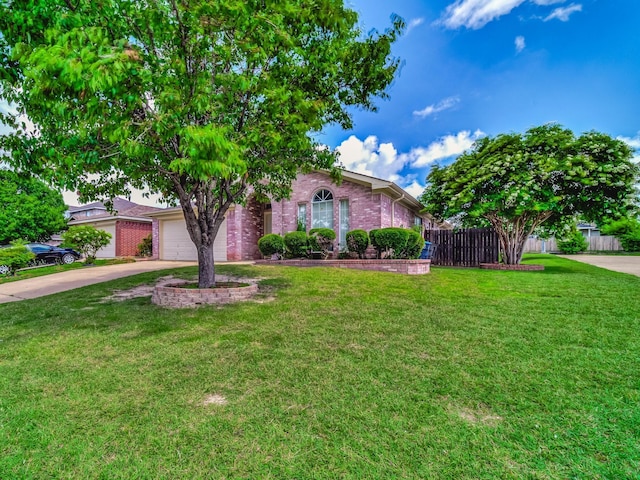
[68,197,163,258]
[147,169,441,262]
[577,222,600,238]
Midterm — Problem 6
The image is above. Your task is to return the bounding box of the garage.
[153,210,227,262]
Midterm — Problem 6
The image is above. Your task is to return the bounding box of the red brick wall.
[115,221,152,257]
[227,171,436,261]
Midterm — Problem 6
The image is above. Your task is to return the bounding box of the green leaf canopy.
[0,0,403,286]
[421,124,639,264]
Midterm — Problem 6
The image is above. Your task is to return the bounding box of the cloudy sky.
[324,0,640,198]
[2,0,639,205]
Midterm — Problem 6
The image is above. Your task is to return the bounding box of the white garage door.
[95,224,116,258]
[161,217,227,262]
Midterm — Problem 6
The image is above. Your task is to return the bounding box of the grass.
[0,258,136,284]
[0,254,639,478]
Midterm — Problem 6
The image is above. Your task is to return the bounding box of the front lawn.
[0,255,638,478]
[0,258,136,284]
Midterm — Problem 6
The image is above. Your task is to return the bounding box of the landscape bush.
[557,228,589,254]
[600,218,640,252]
[61,225,112,264]
[0,243,35,275]
[136,234,153,257]
[400,229,424,259]
[284,231,309,258]
[346,229,369,258]
[308,228,336,253]
[257,234,285,259]
[370,227,409,258]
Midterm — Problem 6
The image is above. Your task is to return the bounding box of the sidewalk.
[0,261,197,304]
[557,255,640,277]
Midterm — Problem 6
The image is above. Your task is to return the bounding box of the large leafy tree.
[421,124,639,264]
[0,0,403,287]
[0,169,68,244]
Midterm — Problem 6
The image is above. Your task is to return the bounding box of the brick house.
[68,197,162,258]
[148,169,439,262]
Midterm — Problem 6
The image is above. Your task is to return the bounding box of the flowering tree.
[62,226,112,264]
[421,124,639,264]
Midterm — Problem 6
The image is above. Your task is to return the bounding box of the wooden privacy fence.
[523,235,622,253]
[425,228,499,267]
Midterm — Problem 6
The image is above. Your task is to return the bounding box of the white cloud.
[439,0,575,29]
[335,135,401,182]
[544,3,582,21]
[515,35,526,53]
[413,96,460,118]
[532,0,566,5]
[406,17,425,34]
[403,180,426,199]
[618,133,640,164]
[401,130,484,168]
[335,130,484,199]
[440,0,526,29]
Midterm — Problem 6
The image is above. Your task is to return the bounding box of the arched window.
[312,189,334,229]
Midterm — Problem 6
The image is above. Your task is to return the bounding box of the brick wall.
[229,171,432,260]
[226,198,264,261]
[115,220,153,257]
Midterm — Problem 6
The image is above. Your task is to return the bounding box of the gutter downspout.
[391,194,405,227]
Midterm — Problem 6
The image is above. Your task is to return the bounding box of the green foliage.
[308,228,336,253]
[400,229,424,259]
[284,231,309,258]
[421,124,639,264]
[601,218,640,252]
[0,169,68,244]
[346,229,369,259]
[257,234,285,259]
[61,225,112,264]
[136,234,153,257]
[557,228,589,254]
[0,244,35,275]
[0,0,403,287]
[370,227,409,258]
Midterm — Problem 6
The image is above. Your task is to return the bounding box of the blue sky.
[323,0,640,198]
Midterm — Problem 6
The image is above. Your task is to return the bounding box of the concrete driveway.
[0,260,197,304]
[558,255,640,277]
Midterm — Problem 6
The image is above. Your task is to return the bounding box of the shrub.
[399,229,424,259]
[557,228,589,254]
[369,229,381,258]
[619,232,640,252]
[370,227,410,258]
[61,225,112,264]
[284,231,309,258]
[257,234,285,258]
[308,228,336,253]
[346,229,369,259]
[601,218,640,252]
[137,234,153,257]
[0,244,35,275]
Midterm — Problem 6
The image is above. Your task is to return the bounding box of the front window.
[414,216,423,228]
[312,189,334,229]
[297,203,307,231]
[339,199,349,250]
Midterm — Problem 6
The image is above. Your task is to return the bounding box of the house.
[68,197,163,258]
[147,170,440,262]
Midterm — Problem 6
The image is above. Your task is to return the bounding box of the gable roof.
[68,197,163,224]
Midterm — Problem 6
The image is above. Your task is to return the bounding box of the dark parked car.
[25,243,81,265]
[0,243,81,274]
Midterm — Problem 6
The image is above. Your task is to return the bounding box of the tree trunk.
[197,242,215,289]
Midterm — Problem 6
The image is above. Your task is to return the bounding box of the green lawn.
[1,255,638,478]
[0,258,136,285]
